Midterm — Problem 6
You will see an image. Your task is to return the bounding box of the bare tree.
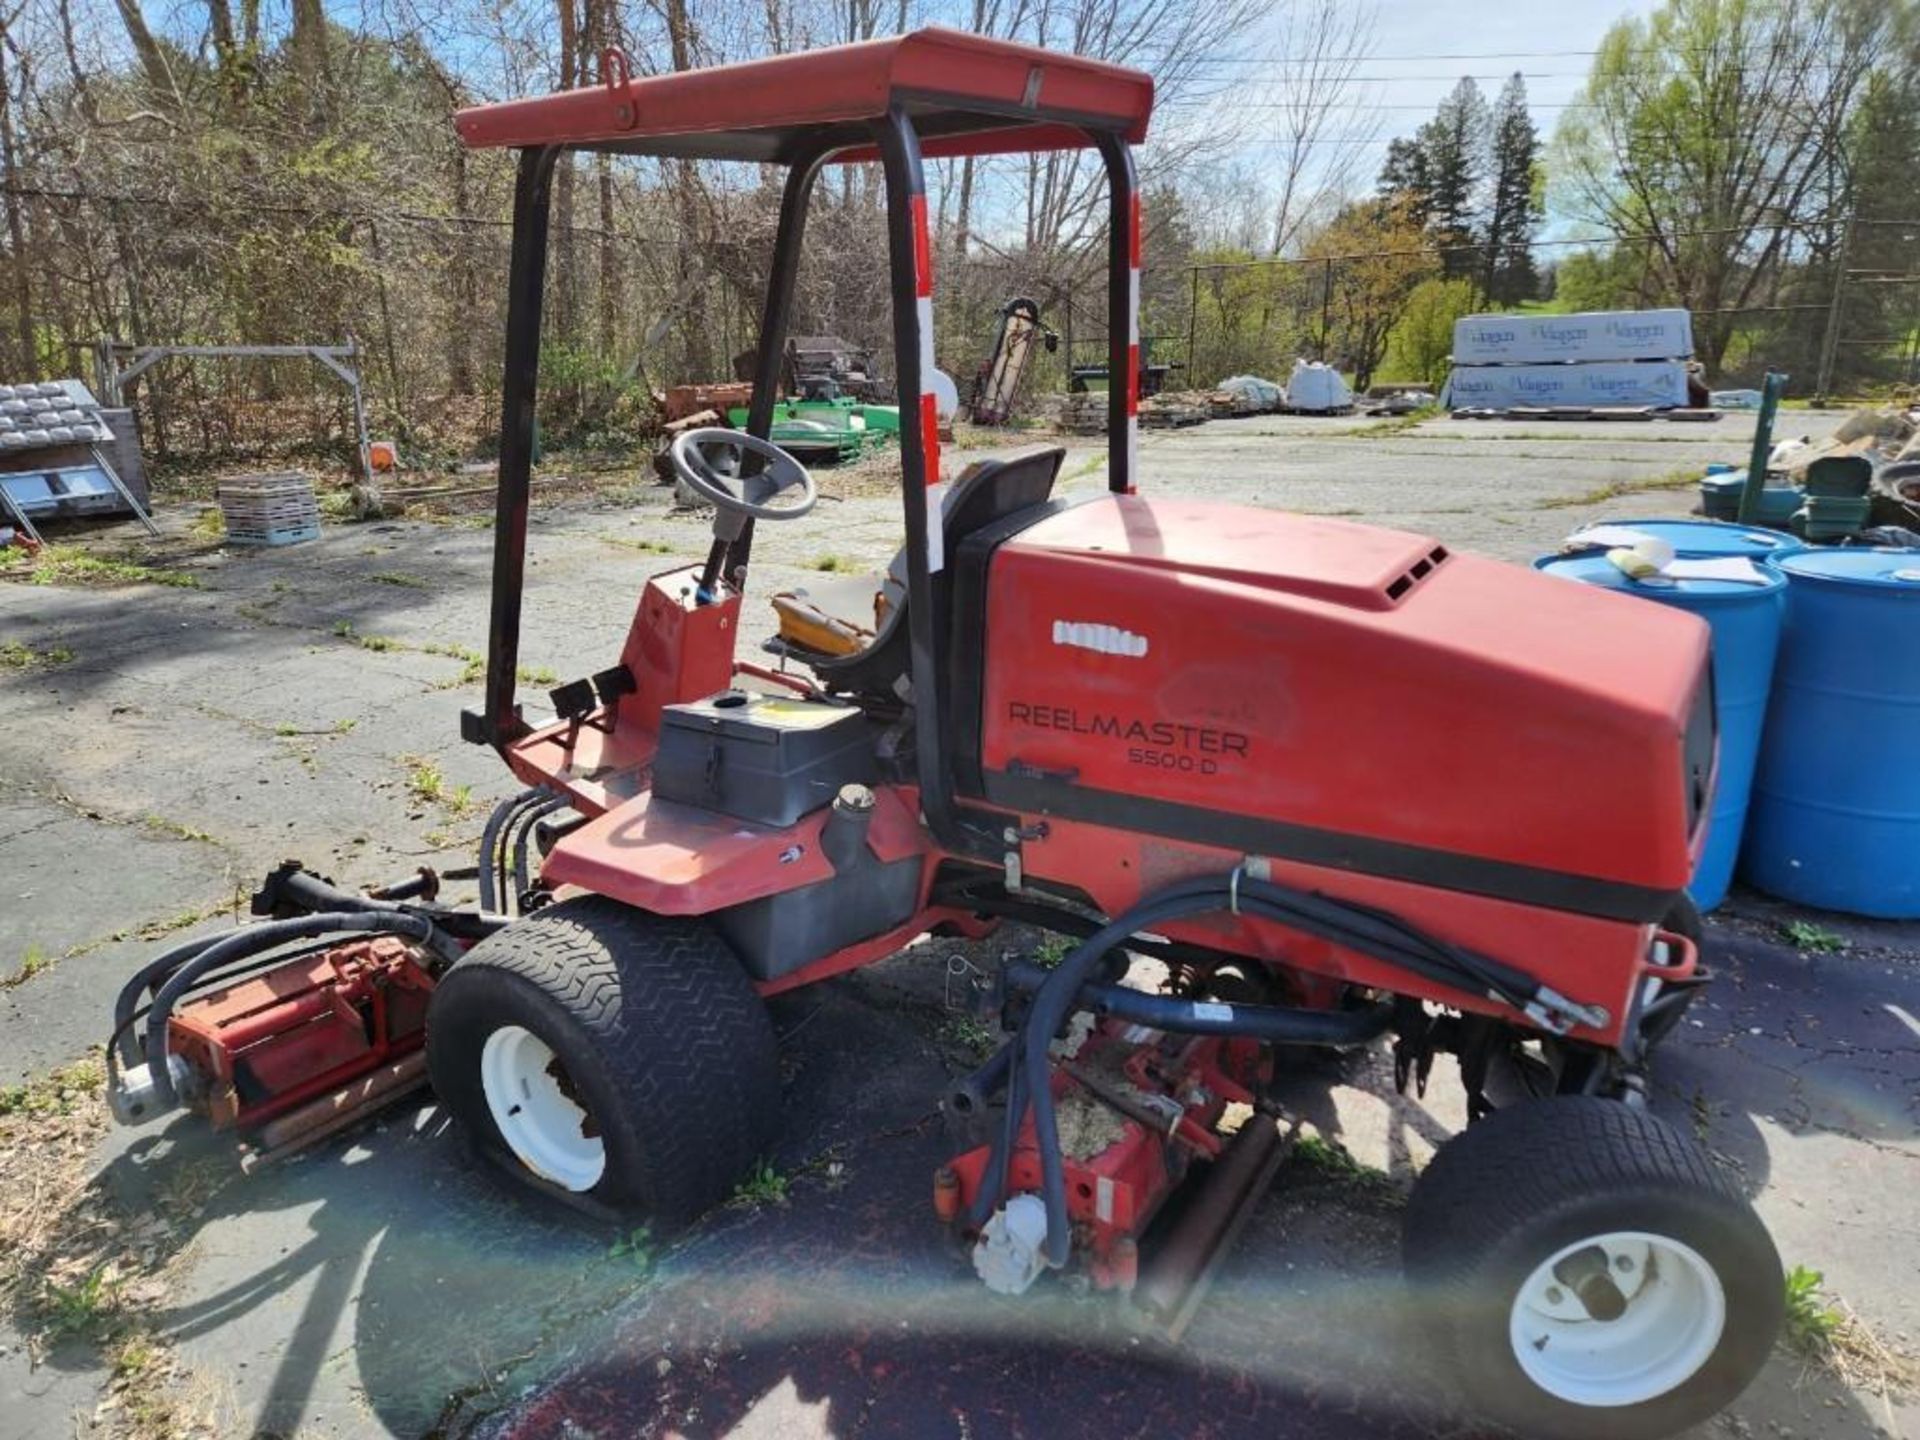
[1263,0,1379,257]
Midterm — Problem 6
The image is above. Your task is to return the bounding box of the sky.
[1200,0,1668,236]
[1351,0,1663,119]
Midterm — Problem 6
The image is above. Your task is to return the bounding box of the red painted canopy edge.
[454,26,1153,161]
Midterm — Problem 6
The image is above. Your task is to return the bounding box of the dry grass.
[1535,466,1700,510]
[1783,1266,1918,1425]
[0,1052,236,1436]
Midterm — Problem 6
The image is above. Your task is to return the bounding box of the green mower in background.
[726,398,900,463]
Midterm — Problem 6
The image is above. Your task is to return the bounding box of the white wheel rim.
[479,1025,606,1192]
[1508,1230,1726,1408]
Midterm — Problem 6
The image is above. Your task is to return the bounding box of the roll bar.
[467,111,1141,861]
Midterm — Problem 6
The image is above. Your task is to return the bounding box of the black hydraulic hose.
[111,932,226,1068]
[511,793,571,904]
[1001,959,1395,1047]
[478,786,545,913]
[143,911,436,1109]
[1008,880,1230,1260]
[989,871,1578,1268]
[946,1039,1014,1118]
[271,867,411,916]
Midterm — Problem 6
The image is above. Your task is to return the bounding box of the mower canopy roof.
[454,26,1153,164]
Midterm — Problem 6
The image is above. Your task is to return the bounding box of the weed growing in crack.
[41,1263,122,1341]
[1,640,73,667]
[730,1161,789,1208]
[332,620,399,652]
[403,756,477,818]
[2,544,202,589]
[938,1015,997,1058]
[1031,933,1073,969]
[608,1226,655,1273]
[0,1055,105,1115]
[1781,919,1846,954]
[7,944,52,987]
[1289,1132,1404,1201]
[1779,1264,1919,1400]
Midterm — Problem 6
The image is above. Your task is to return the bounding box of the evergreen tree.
[1377,136,1433,227]
[1835,69,1920,384]
[1483,73,1541,303]
[1416,77,1489,278]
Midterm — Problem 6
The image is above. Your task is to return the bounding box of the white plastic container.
[1283,359,1353,413]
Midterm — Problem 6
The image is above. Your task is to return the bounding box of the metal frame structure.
[93,340,375,484]
[460,30,1146,862]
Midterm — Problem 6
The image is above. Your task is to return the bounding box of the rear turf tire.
[426,896,781,1224]
[1403,1096,1781,1440]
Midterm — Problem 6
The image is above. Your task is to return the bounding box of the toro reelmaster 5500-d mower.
[104,30,1783,1439]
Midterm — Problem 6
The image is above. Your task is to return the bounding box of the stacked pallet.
[218,472,321,547]
[1057,392,1108,435]
[1140,391,1210,428]
[1445,310,1694,411]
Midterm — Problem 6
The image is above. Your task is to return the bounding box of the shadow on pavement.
[38,928,1907,1440]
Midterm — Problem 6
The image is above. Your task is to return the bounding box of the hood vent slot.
[1384,545,1450,603]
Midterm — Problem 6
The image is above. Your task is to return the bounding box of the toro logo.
[1006,701,1250,776]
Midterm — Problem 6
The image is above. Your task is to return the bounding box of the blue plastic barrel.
[1534,551,1787,911]
[1557,518,1803,562]
[1740,550,1920,918]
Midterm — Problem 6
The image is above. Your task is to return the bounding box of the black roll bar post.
[473,144,560,751]
[700,139,839,598]
[1093,131,1138,496]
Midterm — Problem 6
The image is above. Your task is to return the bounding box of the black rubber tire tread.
[426,896,781,1225]
[1404,1095,1782,1440]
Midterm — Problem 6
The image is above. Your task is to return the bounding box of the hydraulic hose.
[510,792,572,904]
[478,786,547,913]
[269,866,412,915]
[142,911,437,1109]
[111,932,226,1068]
[1001,959,1395,1047]
[945,1039,1014,1120]
[983,871,1595,1268]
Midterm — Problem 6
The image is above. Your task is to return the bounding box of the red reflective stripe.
[1125,343,1140,415]
[1128,192,1142,270]
[919,392,941,485]
[911,194,933,298]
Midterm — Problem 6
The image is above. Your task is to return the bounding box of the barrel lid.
[1776,547,1920,589]
[1535,551,1785,598]
[1562,518,1801,559]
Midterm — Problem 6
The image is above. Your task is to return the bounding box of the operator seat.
[789,445,1066,699]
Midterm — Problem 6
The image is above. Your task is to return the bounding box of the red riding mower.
[104,30,1782,1440]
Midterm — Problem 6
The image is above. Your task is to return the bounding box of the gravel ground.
[1,409,1914,1440]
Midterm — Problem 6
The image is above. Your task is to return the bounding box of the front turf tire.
[426,896,781,1224]
[1403,1096,1782,1440]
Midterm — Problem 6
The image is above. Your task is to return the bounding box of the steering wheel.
[669,428,817,524]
